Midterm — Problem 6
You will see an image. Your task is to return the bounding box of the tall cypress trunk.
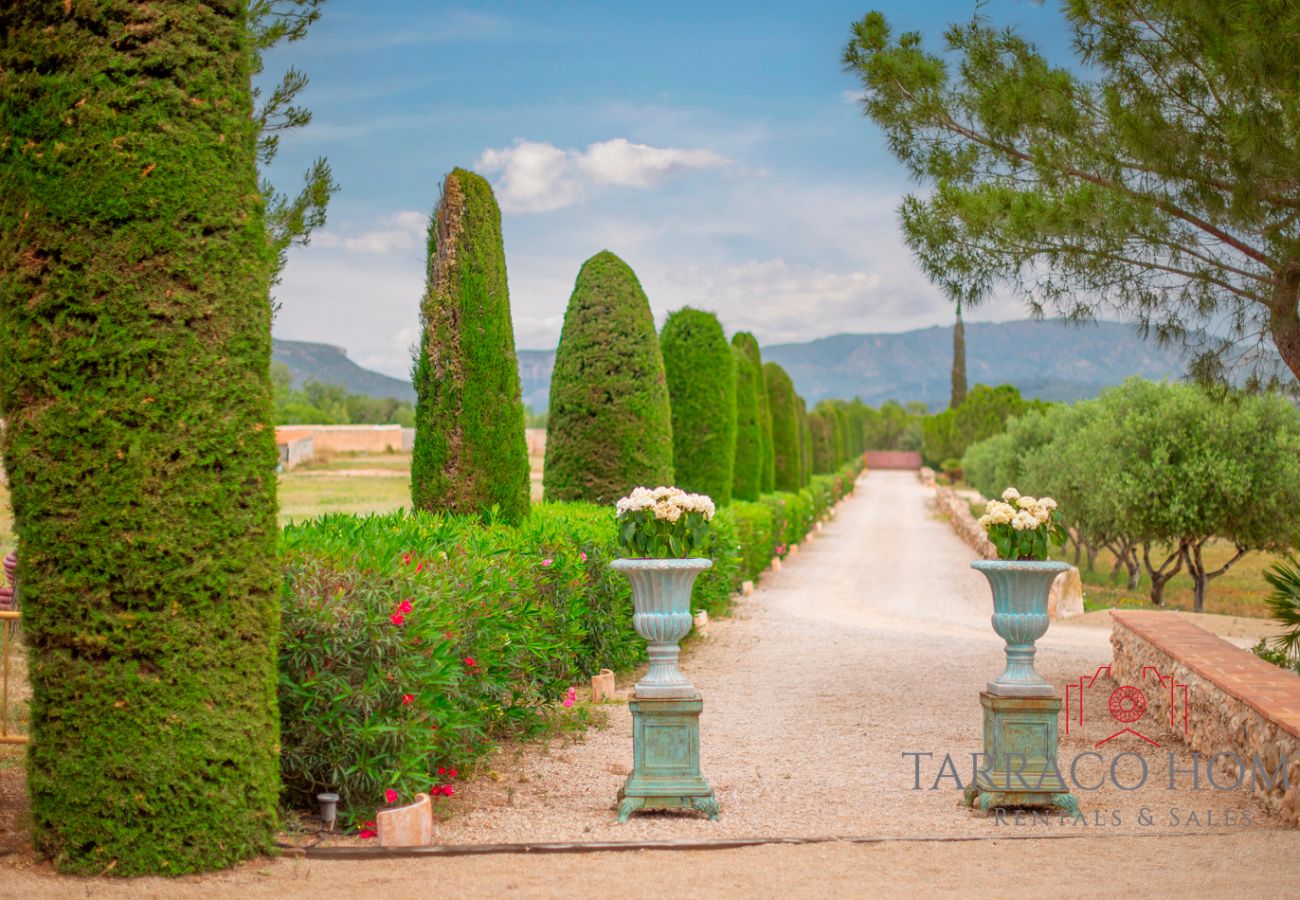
[950,301,968,409]
[0,1,280,875]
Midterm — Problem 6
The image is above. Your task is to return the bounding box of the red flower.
[441,785,455,797]
[359,829,377,840]
[390,612,405,626]
[437,767,446,776]
[402,552,413,565]
[364,821,376,828]
[448,768,458,779]
[463,656,477,668]
[385,788,398,804]
[402,693,415,705]
[398,599,414,614]
[415,561,423,574]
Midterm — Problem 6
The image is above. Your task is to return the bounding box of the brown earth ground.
[0,471,1296,897]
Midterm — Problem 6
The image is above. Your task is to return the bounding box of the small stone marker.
[693,610,709,635]
[741,580,754,596]
[771,557,782,572]
[591,668,617,702]
[376,792,433,847]
[816,521,824,532]
[789,543,799,556]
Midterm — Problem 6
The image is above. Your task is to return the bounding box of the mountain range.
[274,319,1188,412]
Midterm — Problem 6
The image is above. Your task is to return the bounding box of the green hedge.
[764,362,802,491]
[660,308,737,505]
[731,345,763,502]
[728,501,775,584]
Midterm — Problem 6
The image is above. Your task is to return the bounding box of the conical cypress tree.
[796,395,812,486]
[764,363,802,491]
[810,409,838,474]
[661,308,736,505]
[0,3,279,874]
[951,300,968,409]
[732,333,775,493]
[544,251,673,503]
[412,168,529,523]
[730,345,762,501]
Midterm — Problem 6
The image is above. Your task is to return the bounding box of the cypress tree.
[730,345,762,501]
[660,308,736,505]
[732,333,775,493]
[412,168,529,523]
[544,251,673,503]
[951,300,968,409]
[0,2,279,874]
[764,363,802,491]
[797,395,812,486]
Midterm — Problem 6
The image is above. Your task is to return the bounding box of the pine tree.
[660,308,736,505]
[544,251,673,502]
[763,363,802,491]
[732,333,775,492]
[411,168,530,523]
[730,344,763,501]
[0,1,280,874]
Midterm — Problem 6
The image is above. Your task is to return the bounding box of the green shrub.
[797,396,813,487]
[0,3,281,874]
[733,333,775,493]
[694,509,742,617]
[727,501,775,583]
[544,252,673,503]
[731,345,763,501]
[661,309,737,505]
[809,410,838,474]
[412,168,530,523]
[764,363,802,491]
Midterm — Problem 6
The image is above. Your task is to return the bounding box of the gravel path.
[430,470,1288,842]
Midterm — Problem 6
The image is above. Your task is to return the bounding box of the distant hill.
[272,339,415,404]
[278,319,1190,412]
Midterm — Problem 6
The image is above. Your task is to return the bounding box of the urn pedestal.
[966,560,1077,815]
[611,557,719,821]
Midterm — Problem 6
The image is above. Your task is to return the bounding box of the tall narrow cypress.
[763,362,802,491]
[0,2,279,874]
[660,308,736,505]
[732,333,775,492]
[730,345,762,501]
[411,168,529,523]
[544,251,673,503]
[951,300,968,409]
[796,395,812,486]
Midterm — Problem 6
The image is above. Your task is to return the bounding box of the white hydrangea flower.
[1017,495,1037,510]
[1011,510,1038,531]
[1001,487,1020,501]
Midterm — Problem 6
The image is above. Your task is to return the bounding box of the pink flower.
[384,788,398,804]
[579,552,588,562]
[402,693,415,705]
[401,552,413,565]
[414,561,423,574]
[562,686,576,708]
[398,599,413,614]
[359,829,377,840]
[390,613,405,626]
[542,558,553,567]
[448,768,458,779]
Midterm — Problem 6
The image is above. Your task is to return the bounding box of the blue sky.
[262,1,1074,378]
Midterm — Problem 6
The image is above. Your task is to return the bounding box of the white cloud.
[475,138,730,212]
[309,210,426,255]
[840,88,866,104]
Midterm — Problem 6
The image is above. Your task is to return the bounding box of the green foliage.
[273,364,413,426]
[731,345,763,501]
[280,505,639,825]
[660,308,737,505]
[1262,557,1300,660]
[923,384,1041,465]
[0,1,281,874]
[796,395,812,487]
[963,379,1300,609]
[411,168,530,523]
[979,496,1068,561]
[733,333,775,492]
[809,409,838,474]
[862,400,926,451]
[763,363,802,491]
[544,251,673,503]
[727,501,775,584]
[615,498,713,560]
[951,304,967,408]
[843,5,1300,387]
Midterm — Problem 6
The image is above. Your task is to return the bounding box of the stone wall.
[277,436,314,470]
[864,450,922,470]
[274,424,405,455]
[525,427,546,458]
[926,478,1083,619]
[1111,611,1300,827]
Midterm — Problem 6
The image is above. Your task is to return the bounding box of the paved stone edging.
[1111,610,1300,826]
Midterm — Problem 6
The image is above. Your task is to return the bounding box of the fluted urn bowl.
[611,557,712,699]
[972,559,1069,698]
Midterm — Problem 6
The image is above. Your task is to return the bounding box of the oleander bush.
[729,501,775,583]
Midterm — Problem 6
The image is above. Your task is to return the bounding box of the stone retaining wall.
[274,424,405,455]
[278,436,314,470]
[1111,611,1300,826]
